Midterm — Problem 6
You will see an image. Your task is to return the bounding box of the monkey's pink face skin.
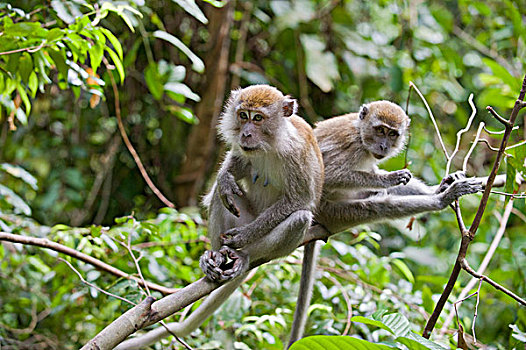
[236,109,269,152]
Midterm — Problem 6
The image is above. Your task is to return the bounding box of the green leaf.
[89,41,104,73]
[164,82,200,102]
[351,316,394,334]
[390,258,415,283]
[153,30,205,73]
[171,0,208,24]
[289,335,395,350]
[145,63,164,100]
[397,332,448,350]
[105,47,125,84]
[0,163,38,190]
[381,313,411,338]
[99,27,123,61]
[482,58,520,91]
[47,48,68,82]
[16,83,31,116]
[47,28,65,42]
[19,52,33,83]
[28,71,38,98]
[0,184,31,215]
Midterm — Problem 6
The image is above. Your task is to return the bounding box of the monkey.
[114,85,324,350]
[287,101,484,346]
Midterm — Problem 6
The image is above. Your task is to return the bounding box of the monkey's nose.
[242,132,252,139]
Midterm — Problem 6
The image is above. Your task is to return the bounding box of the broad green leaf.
[171,0,208,24]
[164,82,200,102]
[397,332,448,350]
[289,335,395,350]
[381,313,411,338]
[300,34,340,92]
[46,28,65,42]
[89,41,104,73]
[0,163,38,190]
[51,0,82,24]
[105,47,125,84]
[351,316,394,334]
[153,30,205,73]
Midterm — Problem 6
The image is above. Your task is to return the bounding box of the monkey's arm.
[325,169,412,190]
[216,151,251,217]
[317,178,483,234]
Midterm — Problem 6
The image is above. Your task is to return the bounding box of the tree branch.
[423,74,526,338]
[0,232,177,295]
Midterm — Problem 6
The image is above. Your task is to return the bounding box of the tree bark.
[175,2,234,207]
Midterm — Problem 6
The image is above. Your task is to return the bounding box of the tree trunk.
[175,2,234,207]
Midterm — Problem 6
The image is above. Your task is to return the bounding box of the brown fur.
[239,85,285,109]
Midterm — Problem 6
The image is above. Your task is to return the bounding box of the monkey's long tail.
[287,240,321,348]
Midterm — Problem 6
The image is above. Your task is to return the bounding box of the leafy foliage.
[0,0,525,349]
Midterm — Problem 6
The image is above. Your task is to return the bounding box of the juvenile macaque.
[288,101,483,346]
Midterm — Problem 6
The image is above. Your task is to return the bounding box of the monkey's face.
[361,121,407,160]
[218,85,298,155]
[235,109,272,153]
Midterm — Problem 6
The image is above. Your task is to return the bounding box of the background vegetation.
[0,0,524,349]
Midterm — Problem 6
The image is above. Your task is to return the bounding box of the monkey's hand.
[218,173,244,217]
[440,178,483,206]
[220,226,250,249]
[385,169,412,187]
[436,171,466,194]
[199,247,248,282]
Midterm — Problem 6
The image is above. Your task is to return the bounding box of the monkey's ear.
[282,98,298,117]
[359,105,369,120]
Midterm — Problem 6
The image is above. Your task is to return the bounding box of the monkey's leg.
[247,210,313,268]
[201,188,254,281]
[288,240,321,347]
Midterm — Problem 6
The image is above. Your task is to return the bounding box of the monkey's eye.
[388,130,398,137]
[253,114,263,122]
[239,112,249,120]
[375,126,385,135]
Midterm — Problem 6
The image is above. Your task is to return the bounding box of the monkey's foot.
[199,247,247,282]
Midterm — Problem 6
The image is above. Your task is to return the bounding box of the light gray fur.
[288,101,483,346]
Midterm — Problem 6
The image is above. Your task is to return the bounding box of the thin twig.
[447,94,477,175]
[463,122,485,172]
[483,125,519,135]
[490,190,525,198]
[404,84,414,168]
[477,138,500,152]
[410,82,450,163]
[325,273,352,336]
[506,139,526,150]
[0,231,177,294]
[59,258,136,305]
[472,279,483,344]
[460,259,526,306]
[486,106,511,127]
[103,57,175,208]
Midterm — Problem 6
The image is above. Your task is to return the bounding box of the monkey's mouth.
[241,146,259,152]
[373,153,386,159]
